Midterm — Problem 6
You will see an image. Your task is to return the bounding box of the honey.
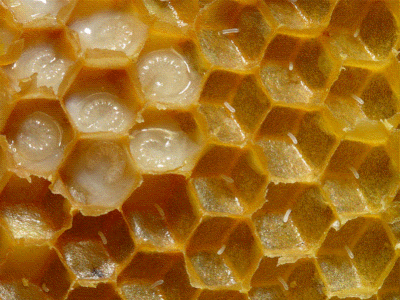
[0,0,399,299]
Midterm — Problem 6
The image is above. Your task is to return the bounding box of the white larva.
[217,245,226,255]
[138,48,201,107]
[224,102,236,113]
[287,132,297,144]
[351,94,364,105]
[283,209,291,223]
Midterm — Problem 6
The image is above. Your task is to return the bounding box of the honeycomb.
[0,0,399,299]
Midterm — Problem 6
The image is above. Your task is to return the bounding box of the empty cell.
[137,49,201,108]
[70,11,148,57]
[129,119,200,173]
[359,1,397,60]
[360,75,397,121]
[4,43,73,93]
[0,175,70,241]
[61,140,140,208]
[352,220,396,285]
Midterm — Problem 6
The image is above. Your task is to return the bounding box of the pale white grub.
[138,48,201,107]
[332,220,341,230]
[221,28,240,35]
[217,244,226,255]
[287,132,297,144]
[278,277,289,291]
[86,141,126,184]
[3,0,70,24]
[67,141,136,208]
[130,121,198,172]
[65,92,134,133]
[345,245,354,259]
[224,102,236,113]
[14,112,62,162]
[283,209,291,223]
[353,28,360,38]
[42,283,50,293]
[98,231,107,245]
[154,203,166,220]
[351,94,364,105]
[150,279,164,289]
[289,62,294,71]
[349,166,360,179]
[4,43,73,93]
[70,11,148,56]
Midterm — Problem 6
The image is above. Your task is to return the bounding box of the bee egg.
[14,111,62,162]
[137,49,201,107]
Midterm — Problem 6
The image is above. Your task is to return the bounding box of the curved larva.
[85,141,126,184]
[129,122,198,172]
[69,11,148,57]
[4,43,73,93]
[65,92,133,133]
[14,111,62,162]
[3,0,69,24]
[137,49,201,107]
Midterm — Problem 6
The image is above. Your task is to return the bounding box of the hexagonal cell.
[190,145,268,215]
[118,252,197,300]
[328,0,398,62]
[56,210,134,280]
[317,217,397,298]
[360,74,398,121]
[129,110,203,174]
[249,257,325,300]
[198,290,248,300]
[0,174,71,241]
[3,30,77,96]
[186,217,262,290]
[378,257,400,300]
[195,0,272,70]
[64,68,139,134]
[260,35,340,105]
[68,0,148,61]
[256,107,338,182]
[133,33,206,109]
[0,245,72,299]
[322,140,399,220]
[2,0,76,27]
[122,174,198,249]
[264,0,334,32]
[199,72,271,143]
[2,99,74,177]
[253,183,335,257]
[67,283,122,300]
[60,138,141,212]
[142,0,198,30]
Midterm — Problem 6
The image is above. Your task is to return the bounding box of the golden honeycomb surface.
[0,0,399,299]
